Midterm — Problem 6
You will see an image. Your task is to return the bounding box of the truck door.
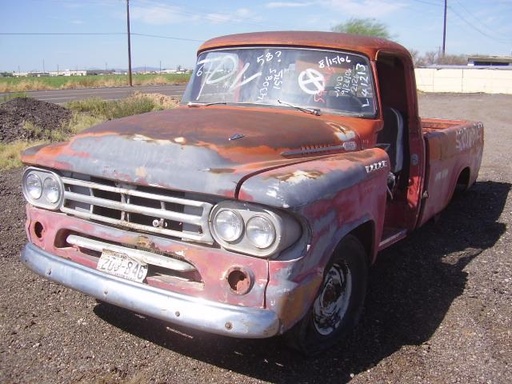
[375,52,426,248]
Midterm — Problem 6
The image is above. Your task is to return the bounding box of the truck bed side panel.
[418,119,484,226]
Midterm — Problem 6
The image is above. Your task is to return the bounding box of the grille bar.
[67,234,196,272]
[63,191,204,225]
[61,176,214,243]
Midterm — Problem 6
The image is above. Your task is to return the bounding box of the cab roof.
[198,31,411,61]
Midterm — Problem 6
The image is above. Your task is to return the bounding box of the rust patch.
[226,268,253,295]
[275,170,324,183]
[136,235,156,250]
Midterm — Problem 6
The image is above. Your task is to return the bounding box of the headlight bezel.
[22,167,64,210]
[209,201,301,258]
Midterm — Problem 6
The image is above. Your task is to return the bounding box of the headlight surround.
[22,168,64,210]
[209,201,301,258]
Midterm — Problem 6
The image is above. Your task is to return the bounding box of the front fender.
[238,148,389,219]
[238,146,389,266]
[238,148,390,330]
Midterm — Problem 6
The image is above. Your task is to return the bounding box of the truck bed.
[418,117,484,226]
[421,117,474,133]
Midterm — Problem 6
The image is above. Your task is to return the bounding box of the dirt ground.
[0,93,511,384]
[0,98,72,143]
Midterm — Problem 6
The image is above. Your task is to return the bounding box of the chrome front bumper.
[20,243,281,338]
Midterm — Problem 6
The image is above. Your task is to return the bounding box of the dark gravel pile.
[0,93,511,383]
[0,97,72,143]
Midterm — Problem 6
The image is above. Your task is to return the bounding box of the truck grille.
[60,176,214,243]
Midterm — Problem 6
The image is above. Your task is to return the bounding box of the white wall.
[415,67,512,94]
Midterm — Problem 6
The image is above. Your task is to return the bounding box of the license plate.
[97,249,148,283]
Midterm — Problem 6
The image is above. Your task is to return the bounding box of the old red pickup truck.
[20,31,483,355]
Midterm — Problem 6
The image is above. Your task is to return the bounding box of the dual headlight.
[22,168,64,210]
[209,201,301,257]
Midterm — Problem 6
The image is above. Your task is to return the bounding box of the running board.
[378,228,408,251]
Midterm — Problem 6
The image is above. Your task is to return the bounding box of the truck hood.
[22,107,363,198]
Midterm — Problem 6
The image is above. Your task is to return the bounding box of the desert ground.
[1,93,511,383]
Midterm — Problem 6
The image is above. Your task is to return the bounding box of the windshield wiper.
[187,101,227,107]
[277,100,321,116]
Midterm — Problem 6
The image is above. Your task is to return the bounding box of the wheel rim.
[312,262,352,336]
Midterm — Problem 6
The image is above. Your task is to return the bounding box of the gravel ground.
[0,93,511,383]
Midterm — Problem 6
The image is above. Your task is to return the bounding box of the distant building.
[28,72,50,77]
[12,70,88,77]
[50,70,87,76]
[85,69,114,76]
[467,56,512,67]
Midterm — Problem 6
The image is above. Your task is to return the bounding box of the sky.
[1,0,511,73]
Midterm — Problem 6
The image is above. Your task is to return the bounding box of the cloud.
[130,4,192,25]
[129,3,257,26]
[205,8,259,24]
[324,0,405,18]
[266,1,316,8]
[264,0,404,18]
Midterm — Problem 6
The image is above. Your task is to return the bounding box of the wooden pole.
[442,0,447,56]
[126,0,133,86]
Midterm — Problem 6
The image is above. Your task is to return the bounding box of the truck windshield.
[182,47,376,117]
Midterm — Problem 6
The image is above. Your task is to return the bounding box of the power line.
[0,31,203,42]
[408,0,443,7]
[0,32,124,35]
[131,33,203,42]
[407,0,511,51]
[450,0,511,44]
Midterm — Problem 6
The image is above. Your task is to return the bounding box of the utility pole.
[442,0,447,57]
[126,0,133,86]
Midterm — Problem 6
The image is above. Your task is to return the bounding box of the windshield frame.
[182,46,377,118]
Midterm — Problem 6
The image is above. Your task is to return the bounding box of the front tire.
[286,235,368,355]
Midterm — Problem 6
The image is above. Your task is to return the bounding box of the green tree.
[331,18,391,39]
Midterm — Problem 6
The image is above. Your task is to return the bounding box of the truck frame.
[20,31,483,355]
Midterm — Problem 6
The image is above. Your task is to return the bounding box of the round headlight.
[43,176,61,204]
[246,216,276,249]
[214,209,244,243]
[25,173,43,200]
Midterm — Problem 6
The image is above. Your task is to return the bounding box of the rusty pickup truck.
[20,31,484,355]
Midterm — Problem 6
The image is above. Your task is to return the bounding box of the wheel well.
[457,167,471,190]
[453,167,471,199]
[348,221,374,265]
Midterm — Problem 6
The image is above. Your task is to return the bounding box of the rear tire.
[285,235,368,355]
